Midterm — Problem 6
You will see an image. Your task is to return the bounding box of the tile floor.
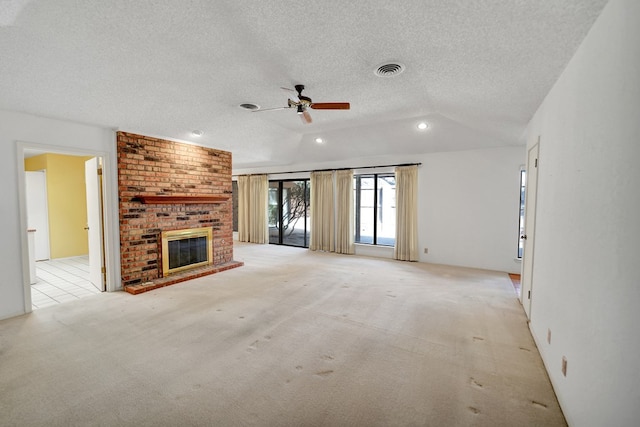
[31,256,102,310]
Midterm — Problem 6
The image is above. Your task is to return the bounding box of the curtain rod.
[233,162,421,177]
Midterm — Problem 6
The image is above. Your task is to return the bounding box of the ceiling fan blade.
[253,106,291,112]
[310,102,350,110]
[301,110,313,124]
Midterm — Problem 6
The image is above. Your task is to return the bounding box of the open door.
[85,157,105,292]
[520,141,540,319]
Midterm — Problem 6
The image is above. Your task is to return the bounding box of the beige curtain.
[237,174,269,244]
[335,170,354,254]
[309,171,335,252]
[249,175,269,243]
[394,165,419,261]
[237,175,250,242]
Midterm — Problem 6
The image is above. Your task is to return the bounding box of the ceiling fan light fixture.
[255,84,348,125]
[239,103,260,111]
[374,61,406,77]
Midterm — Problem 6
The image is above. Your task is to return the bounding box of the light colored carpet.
[0,242,566,426]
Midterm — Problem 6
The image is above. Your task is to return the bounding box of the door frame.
[16,141,119,313]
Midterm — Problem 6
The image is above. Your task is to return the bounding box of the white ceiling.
[0,0,608,169]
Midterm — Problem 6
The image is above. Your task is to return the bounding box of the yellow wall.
[25,154,93,258]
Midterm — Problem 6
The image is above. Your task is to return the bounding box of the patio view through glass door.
[269,180,310,247]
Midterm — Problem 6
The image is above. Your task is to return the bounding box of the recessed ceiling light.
[192,130,204,136]
[417,122,429,130]
[315,138,324,144]
[239,103,260,111]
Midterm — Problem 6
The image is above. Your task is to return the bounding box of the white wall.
[523,0,640,425]
[419,147,523,273]
[0,110,120,320]
[236,145,525,274]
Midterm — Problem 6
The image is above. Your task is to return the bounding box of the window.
[518,168,526,258]
[354,174,396,246]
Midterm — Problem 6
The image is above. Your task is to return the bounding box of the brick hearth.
[124,260,243,295]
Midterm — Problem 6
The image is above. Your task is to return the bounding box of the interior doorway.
[22,150,107,310]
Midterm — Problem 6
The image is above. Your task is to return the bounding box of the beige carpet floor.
[0,242,566,426]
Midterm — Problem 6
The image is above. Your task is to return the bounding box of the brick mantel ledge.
[135,195,229,204]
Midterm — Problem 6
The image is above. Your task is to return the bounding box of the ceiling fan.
[255,85,350,124]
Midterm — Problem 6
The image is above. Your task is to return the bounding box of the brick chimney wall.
[117,131,233,288]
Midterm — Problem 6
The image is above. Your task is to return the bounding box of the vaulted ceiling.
[0,0,608,168]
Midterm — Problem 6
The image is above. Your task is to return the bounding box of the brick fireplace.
[117,131,242,294]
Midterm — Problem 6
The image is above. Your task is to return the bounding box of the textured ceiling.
[0,0,608,168]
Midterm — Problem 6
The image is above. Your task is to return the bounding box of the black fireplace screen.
[168,236,208,270]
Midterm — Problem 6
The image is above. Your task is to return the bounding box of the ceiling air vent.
[374,62,405,77]
[239,103,260,111]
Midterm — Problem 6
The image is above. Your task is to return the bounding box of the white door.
[25,170,51,261]
[85,157,105,292]
[520,142,540,319]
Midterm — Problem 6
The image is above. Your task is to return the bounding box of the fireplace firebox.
[161,227,213,276]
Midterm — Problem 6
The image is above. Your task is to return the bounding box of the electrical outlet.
[424,248,428,254]
[547,329,551,344]
[561,356,567,377]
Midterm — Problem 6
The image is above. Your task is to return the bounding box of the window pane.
[268,182,279,244]
[355,176,374,244]
[376,175,396,246]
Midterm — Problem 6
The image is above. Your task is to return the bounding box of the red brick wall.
[117,131,233,288]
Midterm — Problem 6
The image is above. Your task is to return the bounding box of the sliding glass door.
[268,180,310,247]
